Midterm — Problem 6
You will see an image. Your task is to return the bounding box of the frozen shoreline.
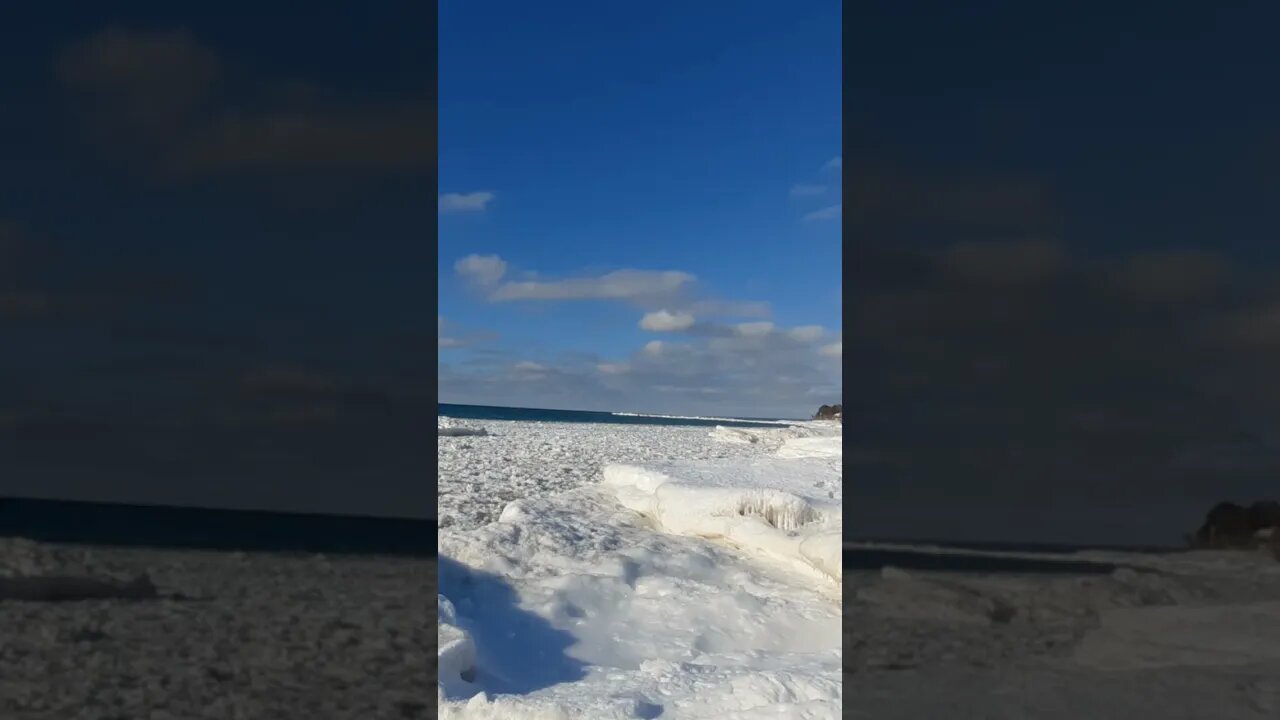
[437,419,843,718]
[845,546,1280,718]
[436,418,837,532]
[0,537,430,719]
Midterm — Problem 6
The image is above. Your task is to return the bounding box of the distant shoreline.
[843,538,1193,573]
[439,402,794,429]
[0,497,435,557]
[847,538,1182,555]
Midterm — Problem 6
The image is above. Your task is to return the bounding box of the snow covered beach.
[0,537,429,718]
[437,417,843,718]
[844,544,1280,719]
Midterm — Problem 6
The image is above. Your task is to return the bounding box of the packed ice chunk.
[438,594,478,697]
[708,425,762,444]
[438,417,491,436]
[602,455,842,582]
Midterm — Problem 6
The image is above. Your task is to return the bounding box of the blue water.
[439,403,795,429]
[0,498,433,556]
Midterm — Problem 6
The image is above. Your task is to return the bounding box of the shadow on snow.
[439,555,587,697]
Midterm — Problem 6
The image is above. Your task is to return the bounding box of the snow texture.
[0,538,429,718]
[439,417,491,437]
[437,417,832,532]
[707,425,761,444]
[438,595,478,697]
[602,448,842,583]
[438,419,842,718]
[845,545,1280,718]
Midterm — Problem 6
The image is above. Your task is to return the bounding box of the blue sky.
[843,3,1280,544]
[0,4,433,515]
[439,1,843,418]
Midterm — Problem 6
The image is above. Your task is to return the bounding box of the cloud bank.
[442,251,839,418]
[439,192,494,213]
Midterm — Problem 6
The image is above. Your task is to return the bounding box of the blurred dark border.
[0,497,435,557]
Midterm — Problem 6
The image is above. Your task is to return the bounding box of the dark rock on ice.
[814,404,843,421]
[1249,500,1280,531]
[1190,500,1280,549]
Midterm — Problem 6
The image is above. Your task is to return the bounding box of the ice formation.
[437,419,843,718]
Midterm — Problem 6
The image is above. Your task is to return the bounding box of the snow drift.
[439,427,491,437]
[438,594,478,697]
[438,485,842,718]
[437,420,843,718]
[603,462,842,583]
[708,425,761,444]
[775,435,842,460]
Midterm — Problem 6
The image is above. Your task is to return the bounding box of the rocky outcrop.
[814,404,842,421]
[1190,500,1280,550]
[1249,500,1280,531]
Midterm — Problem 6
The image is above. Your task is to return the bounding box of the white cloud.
[803,203,842,222]
[441,316,843,419]
[790,184,827,197]
[787,325,825,342]
[687,299,772,319]
[824,156,842,170]
[441,256,845,416]
[735,321,775,337]
[454,255,768,319]
[455,254,508,287]
[820,341,842,357]
[491,269,696,302]
[438,191,494,213]
[640,309,696,332]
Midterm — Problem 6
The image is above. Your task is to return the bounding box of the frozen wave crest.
[439,417,491,437]
[602,456,842,583]
[736,490,823,531]
[709,425,762,444]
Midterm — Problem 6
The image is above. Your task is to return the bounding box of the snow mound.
[437,420,843,717]
[1075,601,1280,670]
[602,456,842,583]
[438,694,576,720]
[438,595,478,697]
[775,435,842,459]
[0,538,59,577]
[438,485,841,718]
[439,426,490,437]
[708,425,761,444]
[439,417,490,437]
[778,421,841,438]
